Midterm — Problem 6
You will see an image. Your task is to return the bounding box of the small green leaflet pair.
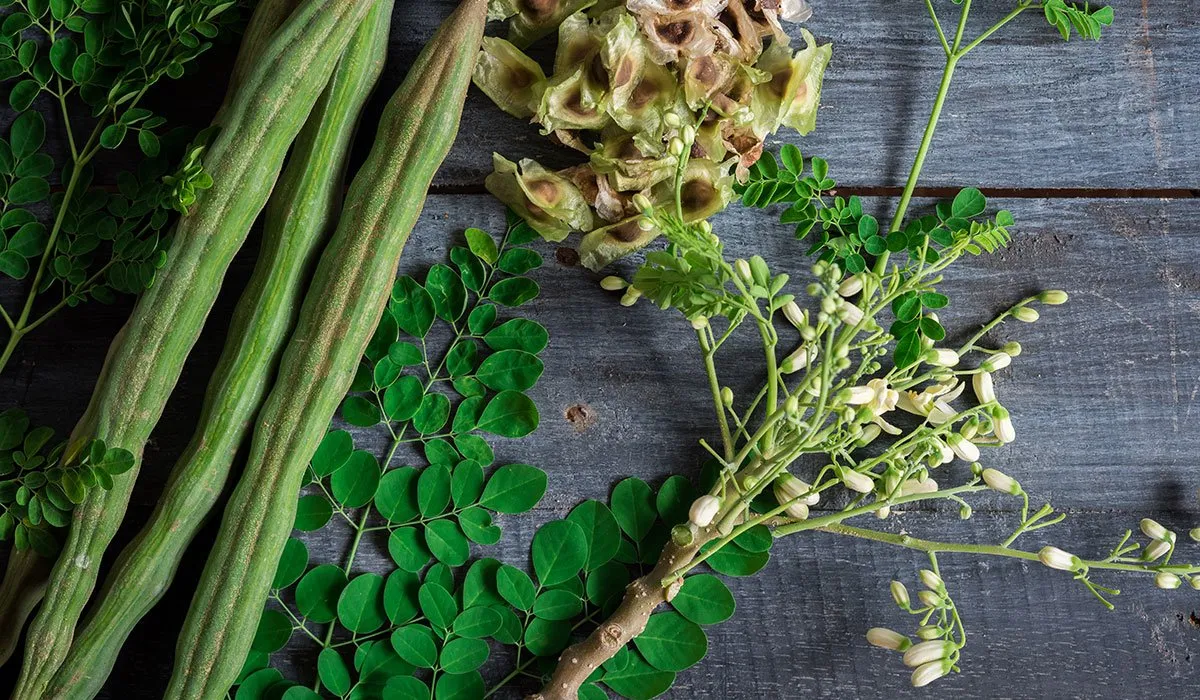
[0,407,134,556]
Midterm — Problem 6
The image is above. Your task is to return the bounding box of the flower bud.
[600,276,628,291]
[866,627,911,652]
[992,407,1015,443]
[773,474,819,513]
[1001,341,1023,357]
[890,580,910,608]
[1037,546,1080,571]
[735,259,752,284]
[982,352,1012,371]
[799,324,817,342]
[688,495,721,527]
[1190,528,1200,543]
[916,625,942,641]
[667,137,685,156]
[931,437,954,465]
[1140,518,1171,542]
[856,423,882,447]
[1039,289,1069,305]
[842,386,876,405]
[840,467,874,494]
[903,640,954,668]
[781,345,816,374]
[721,386,734,406]
[911,660,951,688]
[782,300,807,329]
[901,478,938,496]
[681,124,696,143]
[837,302,864,326]
[947,433,980,463]
[784,394,800,417]
[1155,572,1182,590]
[632,193,653,213]
[663,112,682,128]
[959,503,973,519]
[690,316,708,330]
[925,348,960,367]
[1190,576,1200,591]
[1013,306,1040,323]
[637,216,655,231]
[917,590,942,608]
[982,468,1020,495]
[1142,539,1171,562]
[973,371,996,404]
[620,287,642,307]
[837,275,864,297]
[919,569,944,592]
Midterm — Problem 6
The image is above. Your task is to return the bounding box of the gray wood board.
[2,194,1198,697]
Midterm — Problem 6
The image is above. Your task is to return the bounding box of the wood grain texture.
[3,194,1198,697]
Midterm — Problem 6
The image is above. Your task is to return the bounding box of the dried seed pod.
[485,154,596,241]
[473,37,547,118]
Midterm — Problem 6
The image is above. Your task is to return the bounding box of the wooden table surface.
[2,2,1198,698]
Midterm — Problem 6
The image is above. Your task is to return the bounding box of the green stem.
[959,3,1030,55]
[924,0,951,55]
[821,523,1200,576]
[697,329,733,461]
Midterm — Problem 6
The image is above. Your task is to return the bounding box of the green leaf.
[318,648,352,696]
[439,637,489,674]
[311,430,353,477]
[9,110,44,159]
[271,538,308,590]
[250,609,291,652]
[295,564,348,623]
[425,519,469,566]
[733,524,772,553]
[94,446,135,475]
[459,507,501,544]
[524,616,572,656]
[951,187,987,219]
[451,246,486,292]
[413,393,451,434]
[99,123,127,149]
[483,318,549,353]
[375,467,420,524]
[0,252,29,279]
[445,340,478,378]
[389,341,423,367]
[138,129,160,158]
[464,227,499,264]
[655,475,697,526]
[392,277,435,338]
[417,463,452,517]
[453,435,493,466]
[602,648,676,700]
[475,349,544,391]
[894,332,922,369]
[390,624,439,668]
[388,527,432,572]
[384,569,420,625]
[330,450,380,508]
[236,668,284,700]
[611,477,657,541]
[567,500,621,571]
[374,358,403,387]
[779,144,803,173]
[706,544,769,577]
[0,409,28,451]
[634,611,708,671]
[367,312,397,362]
[452,606,502,639]
[489,277,539,307]
[478,464,546,513]
[466,304,497,335]
[341,396,381,427]
[294,494,332,531]
[338,573,387,634]
[586,560,630,610]
[895,295,921,323]
[282,687,321,700]
[425,439,459,465]
[496,564,535,610]
[533,588,583,620]
[418,582,458,631]
[672,574,735,625]
[450,460,484,506]
[9,80,39,111]
[385,675,430,700]
[920,292,949,309]
[476,391,538,437]
[8,177,48,205]
[921,317,946,341]
[433,671,483,700]
[383,375,424,422]
[462,559,505,609]
[532,519,587,587]
[496,248,542,275]
[426,264,466,322]
[579,684,608,700]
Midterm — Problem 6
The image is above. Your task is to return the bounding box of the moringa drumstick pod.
[8,0,379,696]
[165,1,489,697]
[33,5,394,699]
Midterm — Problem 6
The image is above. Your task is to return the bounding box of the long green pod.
[34,7,393,700]
[0,0,300,669]
[165,2,489,697]
[9,0,377,696]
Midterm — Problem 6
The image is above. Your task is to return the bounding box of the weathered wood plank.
[2,194,1198,696]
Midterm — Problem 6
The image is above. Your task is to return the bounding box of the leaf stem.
[697,329,734,461]
[925,0,952,56]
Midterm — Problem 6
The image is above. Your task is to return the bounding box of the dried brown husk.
[473,37,546,118]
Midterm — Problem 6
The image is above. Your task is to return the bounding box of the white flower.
[982,352,1012,371]
[773,475,816,519]
[843,386,876,405]
[982,468,1020,495]
[903,640,954,668]
[911,660,951,688]
[993,409,1015,443]
[782,300,807,330]
[973,371,996,404]
[837,301,864,326]
[688,495,721,527]
[1155,572,1182,590]
[947,433,980,462]
[781,344,816,373]
[931,437,954,465]
[1140,518,1172,542]
[1142,540,1171,562]
[925,348,960,367]
[856,423,883,446]
[866,627,910,651]
[1038,546,1080,571]
[840,467,874,494]
[901,478,938,496]
[837,274,864,297]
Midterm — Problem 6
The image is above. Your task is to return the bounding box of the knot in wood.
[601,623,624,649]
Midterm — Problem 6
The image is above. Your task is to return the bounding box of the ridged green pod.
[0,0,301,669]
[165,2,489,697]
[9,0,377,697]
[33,7,393,700]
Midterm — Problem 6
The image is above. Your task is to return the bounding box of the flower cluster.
[475,0,831,270]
